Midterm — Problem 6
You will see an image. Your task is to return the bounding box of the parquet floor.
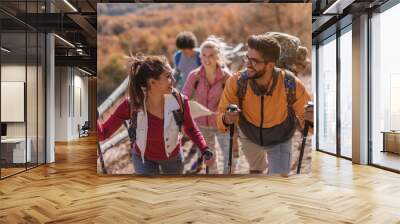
[1,135,400,223]
[0,167,26,178]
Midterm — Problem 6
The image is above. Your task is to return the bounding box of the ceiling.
[312,0,390,43]
[0,0,99,75]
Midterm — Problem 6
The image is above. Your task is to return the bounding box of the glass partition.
[1,26,28,178]
[38,31,45,165]
[339,27,352,158]
[0,1,46,179]
[27,30,38,169]
[371,3,400,171]
[317,35,337,155]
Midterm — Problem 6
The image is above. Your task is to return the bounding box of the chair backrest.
[82,121,90,130]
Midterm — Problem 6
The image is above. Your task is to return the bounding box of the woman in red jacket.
[98,55,214,175]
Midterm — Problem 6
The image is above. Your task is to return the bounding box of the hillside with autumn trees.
[97,3,312,105]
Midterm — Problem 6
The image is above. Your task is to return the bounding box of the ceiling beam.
[55,55,96,72]
[67,13,97,39]
[322,0,356,15]
[312,15,335,33]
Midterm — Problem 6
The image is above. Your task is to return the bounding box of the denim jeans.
[131,151,184,175]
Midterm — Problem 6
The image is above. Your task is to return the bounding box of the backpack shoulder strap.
[236,71,249,110]
[283,69,297,108]
[171,91,185,133]
[195,51,202,66]
[174,51,182,67]
[125,111,138,159]
[192,71,201,96]
[128,111,138,145]
[172,91,185,113]
[126,98,138,144]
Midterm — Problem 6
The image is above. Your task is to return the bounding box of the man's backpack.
[127,92,185,147]
[264,32,308,72]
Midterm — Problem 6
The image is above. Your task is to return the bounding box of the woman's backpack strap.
[172,91,185,134]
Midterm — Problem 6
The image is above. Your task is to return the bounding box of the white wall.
[46,33,55,163]
[54,67,89,141]
[70,71,89,139]
[55,67,69,141]
[1,65,26,81]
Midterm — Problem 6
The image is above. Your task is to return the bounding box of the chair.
[78,121,90,138]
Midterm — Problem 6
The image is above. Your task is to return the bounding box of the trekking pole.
[228,124,234,175]
[297,102,314,174]
[97,109,107,174]
[97,140,107,174]
[227,104,239,175]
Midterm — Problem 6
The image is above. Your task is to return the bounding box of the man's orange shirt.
[216,69,311,133]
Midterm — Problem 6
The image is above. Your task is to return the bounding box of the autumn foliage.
[97,3,311,105]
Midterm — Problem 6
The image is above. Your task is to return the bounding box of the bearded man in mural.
[216,33,314,176]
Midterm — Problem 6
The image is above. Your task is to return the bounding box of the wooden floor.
[1,135,400,223]
[0,167,26,178]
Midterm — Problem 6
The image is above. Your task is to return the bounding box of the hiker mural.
[97,3,313,175]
